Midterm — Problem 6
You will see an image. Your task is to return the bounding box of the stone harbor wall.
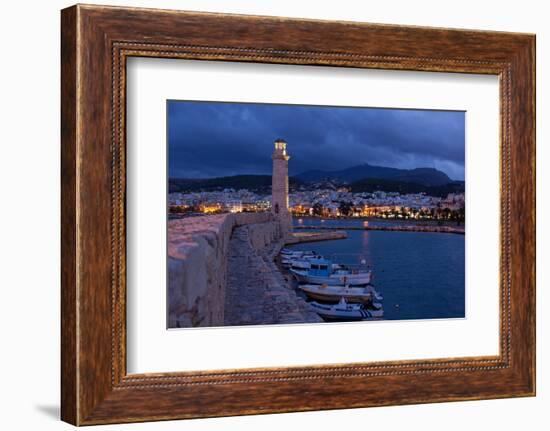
[167,212,282,328]
[224,226,322,326]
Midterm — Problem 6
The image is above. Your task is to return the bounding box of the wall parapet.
[167,212,282,328]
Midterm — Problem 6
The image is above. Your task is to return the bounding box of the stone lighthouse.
[271,138,292,237]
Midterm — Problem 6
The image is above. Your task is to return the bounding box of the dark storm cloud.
[168,100,465,180]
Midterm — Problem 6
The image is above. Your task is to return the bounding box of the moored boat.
[280,248,316,257]
[287,256,345,271]
[280,248,295,255]
[309,298,384,321]
[280,250,318,266]
[298,283,379,304]
[290,258,372,286]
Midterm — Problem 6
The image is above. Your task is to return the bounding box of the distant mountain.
[169,175,270,193]
[169,175,303,193]
[169,163,463,196]
[295,164,452,187]
[349,178,465,197]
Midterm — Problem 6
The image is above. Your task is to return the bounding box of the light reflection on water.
[289,220,465,321]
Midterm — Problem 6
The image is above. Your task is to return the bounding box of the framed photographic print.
[61,4,535,425]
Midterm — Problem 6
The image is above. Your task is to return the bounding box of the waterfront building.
[242,199,271,212]
[223,199,243,213]
[271,139,292,237]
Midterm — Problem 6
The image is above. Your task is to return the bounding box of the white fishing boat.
[290,258,372,286]
[280,251,319,267]
[280,248,316,257]
[371,301,384,311]
[280,248,295,255]
[309,298,384,321]
[286,256,345,271]
[369,309,384,318]
[298,283,379,304]
[289,260,345,271]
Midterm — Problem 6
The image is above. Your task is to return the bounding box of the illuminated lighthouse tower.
[271,138,292,237]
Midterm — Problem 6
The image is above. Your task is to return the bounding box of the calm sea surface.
[289,218,465,320]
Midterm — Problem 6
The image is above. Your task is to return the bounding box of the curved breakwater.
[294,224,464,235]
[168,213,331,328]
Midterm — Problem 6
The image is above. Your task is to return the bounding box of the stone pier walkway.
[224,226,322,326]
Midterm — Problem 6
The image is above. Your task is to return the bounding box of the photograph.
[167,100,466,328]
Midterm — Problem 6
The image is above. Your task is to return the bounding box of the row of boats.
[279,248,384,321]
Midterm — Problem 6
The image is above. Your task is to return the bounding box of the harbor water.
[288,218,465,321]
